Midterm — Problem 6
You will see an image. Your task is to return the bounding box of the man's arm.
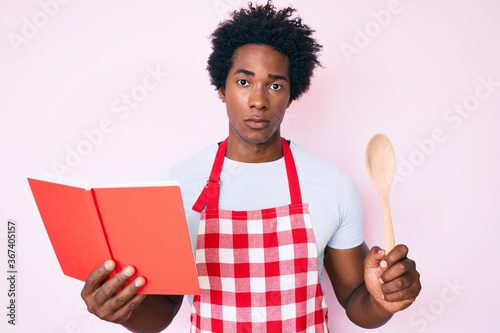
[81,260,183,333]
[324,242,421,328]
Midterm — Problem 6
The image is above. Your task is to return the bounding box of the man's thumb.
[364,246,386,269]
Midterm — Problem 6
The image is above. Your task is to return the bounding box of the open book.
[27,178,200,295]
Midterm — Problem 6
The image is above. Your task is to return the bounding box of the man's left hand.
[364,244,421,314]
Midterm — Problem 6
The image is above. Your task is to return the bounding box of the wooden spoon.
[365,133,396,253]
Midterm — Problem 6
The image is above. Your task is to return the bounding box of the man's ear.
[286,99,293,108]
[218,87,226,103]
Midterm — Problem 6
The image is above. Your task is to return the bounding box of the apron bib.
[191,138,328,332]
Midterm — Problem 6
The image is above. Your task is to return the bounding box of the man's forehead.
[231,44,290,75]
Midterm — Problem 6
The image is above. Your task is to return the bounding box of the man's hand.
[81,260,147,324]
[364,244,421,314]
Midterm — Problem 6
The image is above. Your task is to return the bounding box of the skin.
[218,44,292,163]
[80,44,421,332]
[80,261,182,332]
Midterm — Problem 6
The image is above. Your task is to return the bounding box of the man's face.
[219,44,291,146]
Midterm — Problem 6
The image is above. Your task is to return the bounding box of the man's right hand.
[81,260,147,324]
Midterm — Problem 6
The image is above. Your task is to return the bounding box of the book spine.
[89,188,117,277]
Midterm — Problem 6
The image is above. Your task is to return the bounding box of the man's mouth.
[244,117,269,129]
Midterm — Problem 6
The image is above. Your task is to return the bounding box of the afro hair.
[207,1,323,101]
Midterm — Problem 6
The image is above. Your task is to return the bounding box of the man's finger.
[93,266,139,305]
[105,293,148,323]
[96,275,147,322]
[364,246,385,269]
[108,275,147,309]
[383,244,409,267]
[81,260,115,298]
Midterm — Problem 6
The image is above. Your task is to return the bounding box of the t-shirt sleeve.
[327,171,364,249]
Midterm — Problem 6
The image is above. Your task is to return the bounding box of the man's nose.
[248,86,270,110]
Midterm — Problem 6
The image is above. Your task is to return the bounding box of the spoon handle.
[380,193,395,253]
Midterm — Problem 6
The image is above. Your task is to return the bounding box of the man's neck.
[225,135,283,163]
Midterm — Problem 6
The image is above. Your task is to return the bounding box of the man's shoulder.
[290,141,339,172]
[290,140,355,186]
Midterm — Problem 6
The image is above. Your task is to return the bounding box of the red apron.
[191,138,328,332]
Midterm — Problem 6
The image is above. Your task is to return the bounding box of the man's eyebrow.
[268,73,288,82]
[234,69,255,76]
[233,69,288,82]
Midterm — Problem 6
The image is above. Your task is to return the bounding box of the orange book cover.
[27,178,200,295]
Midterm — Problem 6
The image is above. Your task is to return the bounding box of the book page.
[27,178,112,281]
[92,185,200,295]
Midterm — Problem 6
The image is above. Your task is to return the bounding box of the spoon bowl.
[365,133,396,252]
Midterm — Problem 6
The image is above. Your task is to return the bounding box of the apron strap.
[192,137,302,212]
[192,138,227,212]
[281,137,302,206]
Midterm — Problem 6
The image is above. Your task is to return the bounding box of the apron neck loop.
[281,137,302,206]
[192,137,302,212]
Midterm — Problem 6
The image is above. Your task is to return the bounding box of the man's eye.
[237,79,249,86]
[269,83,282,91]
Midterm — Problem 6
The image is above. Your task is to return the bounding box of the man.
[81,2,421,332]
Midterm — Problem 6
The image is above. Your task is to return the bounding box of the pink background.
[1,0,499,332]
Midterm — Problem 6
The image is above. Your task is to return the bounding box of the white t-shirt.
[164,140,364,290]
